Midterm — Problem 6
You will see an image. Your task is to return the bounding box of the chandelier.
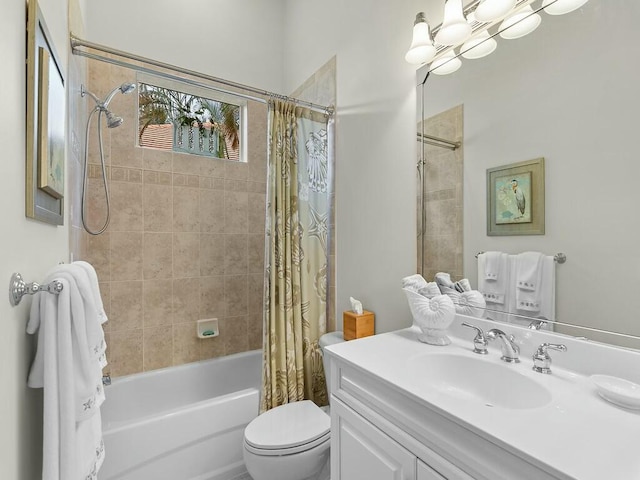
[405,0,589,74]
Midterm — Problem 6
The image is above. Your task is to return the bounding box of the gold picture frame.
[26,0,65,224]
[487,158,545,236]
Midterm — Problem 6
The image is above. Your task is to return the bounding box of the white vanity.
[325,315,640,480]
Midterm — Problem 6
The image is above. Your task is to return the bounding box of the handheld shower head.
[103,82,137,106]
[104,110,124,129]
[120,82,136,95]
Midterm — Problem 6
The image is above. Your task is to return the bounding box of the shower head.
[104,110,124,128]
[103,82,137,106]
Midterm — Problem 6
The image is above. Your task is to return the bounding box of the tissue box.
[343,310,375,341]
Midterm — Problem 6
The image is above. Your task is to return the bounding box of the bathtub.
[100,350,262,480]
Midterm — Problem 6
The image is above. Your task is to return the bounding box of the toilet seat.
[244,400,330,456]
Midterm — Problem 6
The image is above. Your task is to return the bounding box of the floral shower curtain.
[260,99,331,412]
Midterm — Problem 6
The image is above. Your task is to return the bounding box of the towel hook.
[9,273,63,307]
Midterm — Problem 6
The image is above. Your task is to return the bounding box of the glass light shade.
[461,31,497,59]
[499,6,542,39]
[430,51,462,75]
[405,13,437,64]
[542,0,589,15]
[474,0,517,23]
[434,0,472,46]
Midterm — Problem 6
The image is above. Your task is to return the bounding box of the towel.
[510,254,556,321]
[401,274,428,292]
[27,265,106,480]
[73,261,108,325]
[477,252,509,305]
[484,251,503,280]
[515,252,544,311]
[434,272,457,295]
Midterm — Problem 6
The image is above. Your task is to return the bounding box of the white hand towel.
[484,251,503,280]
[419,282,441,298]
[435,272,457,295]
[477,252,509,305]
[73,261,108,325]
[513,255,556,320]
[515,252,544,311]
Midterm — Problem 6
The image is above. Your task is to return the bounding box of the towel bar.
[475,252,566,264]
[9,272,63,307]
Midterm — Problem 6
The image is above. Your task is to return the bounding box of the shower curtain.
[260,100,331,412]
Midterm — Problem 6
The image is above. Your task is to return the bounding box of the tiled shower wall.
[74,59,267,377]
[417,105,463,282]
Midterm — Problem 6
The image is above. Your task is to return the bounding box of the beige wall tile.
[247,312,263,351]
[173,152,200,175]
[225,274,248,315]
[109,281,143,331]
[199,335,225,360]
[108,329,143,376]
[225,234,248,274]
[200,234,225,276]
[247,274,264,314]
[143,280,173,327]
[173,186,200,232]
[173,277,201,324]
[247,234,265,274]
[143,233,173,279]
[199,157,225,178]
[247,192,266,235]
[143,149,173,172]
[199,189,225,233]
[220,316,249,355]
[200,276,226,318]
[224,191,248,233]
[173,322,199,365]
[111,232,143,281]
[86,232,111,282]
[143,183,173,232]
[173,233,200,278]
[109,181,143,231]
[224,161,248,181]
[143,328,173,371]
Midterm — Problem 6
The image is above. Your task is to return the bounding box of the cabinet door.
[417,460,447,480]
[332,398,416,480]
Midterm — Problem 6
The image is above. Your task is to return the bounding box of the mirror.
[416,1,640,349]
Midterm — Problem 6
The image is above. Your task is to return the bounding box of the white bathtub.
[100,350,261,480]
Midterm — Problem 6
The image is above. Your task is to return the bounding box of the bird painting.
[511,179,526,220]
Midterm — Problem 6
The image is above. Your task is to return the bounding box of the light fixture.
[499,5,542,39]
[474,0,517,23]
[434,0,472,46]
[405,12,437,65]
[431,50,462,75]
[542,0,589,15]
[461,13,497,59]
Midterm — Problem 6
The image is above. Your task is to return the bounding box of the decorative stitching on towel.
[85,440,105,480]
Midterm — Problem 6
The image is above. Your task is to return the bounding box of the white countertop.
[326,323,640,480]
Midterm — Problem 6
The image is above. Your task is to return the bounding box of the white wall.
[419,1,640,341]
[0,0,70,478]
[283,0,431,333]
[84,0,287,94]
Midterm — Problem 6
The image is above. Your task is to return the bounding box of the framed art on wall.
[26,0,65,225]
[487,158,545,236]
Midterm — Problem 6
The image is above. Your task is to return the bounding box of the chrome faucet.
[461,322,488,355]
[532,343,567,374]
[528,320,548,330]
[486,329,520,363]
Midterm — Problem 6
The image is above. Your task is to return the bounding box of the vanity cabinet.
[328,354,566,480]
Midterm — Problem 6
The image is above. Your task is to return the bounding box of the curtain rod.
[70,34,334,116]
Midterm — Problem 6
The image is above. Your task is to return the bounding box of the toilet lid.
[244,400,330,451]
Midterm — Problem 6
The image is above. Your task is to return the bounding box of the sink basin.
[409,353,552,409]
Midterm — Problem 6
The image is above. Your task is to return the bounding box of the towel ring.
[9,273,63,307]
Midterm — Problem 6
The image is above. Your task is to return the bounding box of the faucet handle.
[532,343,567,374]
[461,322,488,355]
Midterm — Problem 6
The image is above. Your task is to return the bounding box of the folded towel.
[401,274,428,292]
[454,278,471,292]
[484,251,503,281]
[477,252,509,305]
[73,261,108,325]
[434,272,457,295]
[515,252,544,311]
[512,255,555,320]
[419,282,441,298]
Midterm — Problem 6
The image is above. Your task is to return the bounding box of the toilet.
[243,332,345,480]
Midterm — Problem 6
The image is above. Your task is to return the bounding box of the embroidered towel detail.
[484,251,503,281]
[477,252,509,305]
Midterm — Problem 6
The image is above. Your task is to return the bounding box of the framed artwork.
[487,158,545,236]
[26,0,65,225]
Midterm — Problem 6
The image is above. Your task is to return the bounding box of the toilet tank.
[319,332,345,397]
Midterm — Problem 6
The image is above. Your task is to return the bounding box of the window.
[137,74,246,161]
